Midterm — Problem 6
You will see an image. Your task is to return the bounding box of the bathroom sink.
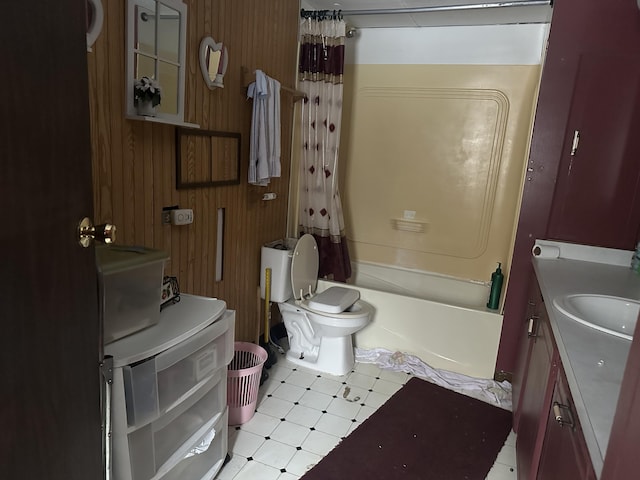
[552,294,640,340]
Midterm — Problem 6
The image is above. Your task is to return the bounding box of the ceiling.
[301,0,553,28]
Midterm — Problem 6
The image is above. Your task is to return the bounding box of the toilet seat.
[291,234,359,314]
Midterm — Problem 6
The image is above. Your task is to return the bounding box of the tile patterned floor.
[218,356,517,480]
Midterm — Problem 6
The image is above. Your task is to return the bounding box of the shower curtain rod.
[337,0,550,16]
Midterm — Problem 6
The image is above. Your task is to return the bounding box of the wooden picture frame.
[175,127,241,189]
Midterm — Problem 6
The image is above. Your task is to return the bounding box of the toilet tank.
[260,238,297,302]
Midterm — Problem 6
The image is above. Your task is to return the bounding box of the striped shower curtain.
[298,14,351,282]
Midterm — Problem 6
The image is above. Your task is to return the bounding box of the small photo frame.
[161,276,180,310]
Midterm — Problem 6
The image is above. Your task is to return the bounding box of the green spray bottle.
[487,262,504,310]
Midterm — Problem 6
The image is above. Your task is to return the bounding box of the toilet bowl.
[262,234,373,376]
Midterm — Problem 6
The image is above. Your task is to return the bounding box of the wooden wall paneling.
[178,194,188,292]
[165,127,177,273]
[206,0,222,301]
[92,0,115,227]
[197,135,207,184]
[152,128,164,258]
[188,133,199,294]
[238,203,250,340]
[107,1,126,238]
[138,123,149,244]
[182,134,196,184]
[198,187,207,295]
[161,123,176,276]
[132,123,145,243]
[200,192,211,298]
[224,0,238,131]
[177,196,187,290]
[89,0,299,344]
[87,46,100,218]
[93,0,114,226]
[184,0,197,126]
[238,2,252,81]
[211,138,221,181]
[87,56,100,218]
[188,190,197,294]
[121,124,134,244]
[200,0,212,128]
[234,1,253,341]
[207,0,226,303]
[194,0,208,301]
[142,123,153,246]
[133,122,145,245]
[149,125,158,248]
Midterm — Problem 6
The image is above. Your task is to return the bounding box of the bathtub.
[317,262,503,379]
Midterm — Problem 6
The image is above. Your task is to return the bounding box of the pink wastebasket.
[227,342,268,425]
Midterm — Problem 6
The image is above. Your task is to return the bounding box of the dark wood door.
[0,2,103,479]
[546,53,640,249]
[498,0,640,376]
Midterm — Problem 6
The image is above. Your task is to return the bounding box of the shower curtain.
[298,13,351,282]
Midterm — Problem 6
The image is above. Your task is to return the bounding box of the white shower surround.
[350,261,491,309]
[318,262,503,379]
[294,22,546,380]
[345,24,550,65]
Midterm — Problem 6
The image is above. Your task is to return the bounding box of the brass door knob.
[78,217,117,248]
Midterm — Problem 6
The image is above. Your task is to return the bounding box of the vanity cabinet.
[514,274,595,480]
[537,368,596,480]
[515,276,558,480]
[512,275,545,431]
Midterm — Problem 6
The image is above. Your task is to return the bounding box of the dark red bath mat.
[301,376,512,480]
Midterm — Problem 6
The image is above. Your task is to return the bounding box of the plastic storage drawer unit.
[106,295,234,480]
[96,245,169,344]
[122,313,234,427]
[127,368,227,480]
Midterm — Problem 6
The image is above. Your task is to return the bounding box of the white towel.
[355,347,513,410]
[247,70,281,185]
[267,76,281,179]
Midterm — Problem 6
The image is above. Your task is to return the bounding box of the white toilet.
[261,234,373,376]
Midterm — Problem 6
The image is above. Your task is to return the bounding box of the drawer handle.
[527,316,539,337]
[553,402,575,429]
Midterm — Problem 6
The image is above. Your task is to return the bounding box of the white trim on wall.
[346,24,550,65]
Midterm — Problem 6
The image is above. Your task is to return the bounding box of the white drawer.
[160,408,229,480]
[127,368,227,480]
[123,314,234,427]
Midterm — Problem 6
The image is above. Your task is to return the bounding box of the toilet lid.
[291,234,319,301]
[308,287,360,314]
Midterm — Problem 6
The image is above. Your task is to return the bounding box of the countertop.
[532,241,640,478]
[104,294,228,367]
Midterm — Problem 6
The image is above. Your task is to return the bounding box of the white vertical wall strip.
[216,208,224,282]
